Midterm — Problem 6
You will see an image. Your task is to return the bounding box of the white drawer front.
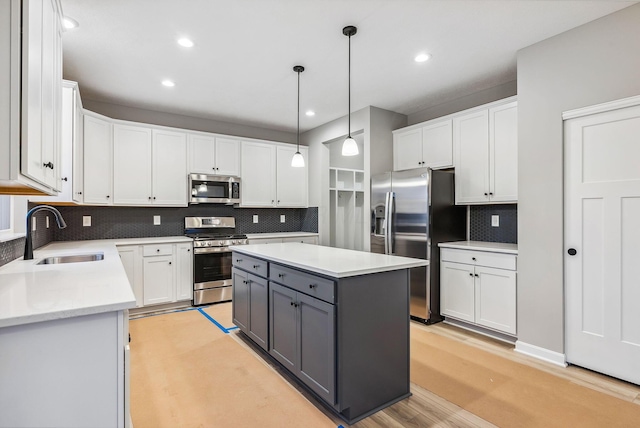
[440,248,516,271]
[143,244,173,257]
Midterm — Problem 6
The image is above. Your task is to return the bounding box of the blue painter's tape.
[197,308,233,334]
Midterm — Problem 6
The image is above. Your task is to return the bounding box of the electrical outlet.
[83,216,91,227]
[32,217,36,231]
[154,215,161,225]
[46,216,50,228]
[253,215,259,223]
[280,215,286,223]
[491,215,500,227]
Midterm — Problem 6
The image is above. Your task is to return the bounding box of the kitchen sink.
[36,253,105,265]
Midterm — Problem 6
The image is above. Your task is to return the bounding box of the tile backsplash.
[0,210,55,267]
[469,204,517,244]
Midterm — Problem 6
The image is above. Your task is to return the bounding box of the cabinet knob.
[469,273,473,277]
[148,197,152,200]
[153,196,156,200]
[43,162,54,169]
[568,248,577,256]
[61,177,68,182]
[472,257,476,261]
[290,301,294,306]
[489,192,493,196]
[484,192,488,196]
[278,273,284,278]
[187,249,190,252]
[169,262,172,265]
[106,195,110,199]
[156,249,160,252]
[253,265,259,269]
[474,273,479,277]
[236,259,242,263]
[77,191,82,195]
[309,284,316,289]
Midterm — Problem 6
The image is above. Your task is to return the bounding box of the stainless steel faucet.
[24,205,67,260]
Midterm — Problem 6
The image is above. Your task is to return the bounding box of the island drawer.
[440,248,516,271]
[143,244,173,257]
[232,253,268,278]
[269,264,335,303]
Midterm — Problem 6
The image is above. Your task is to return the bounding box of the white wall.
[81,98,297,145]
[517,4,640,353]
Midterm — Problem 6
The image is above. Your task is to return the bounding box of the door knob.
[568,248,577,256]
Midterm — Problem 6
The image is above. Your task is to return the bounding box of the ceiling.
[61,0,636,134]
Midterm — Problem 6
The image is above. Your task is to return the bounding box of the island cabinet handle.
[290,302,298,308]
[278,273,285,278]
[253,264,259,269]
[309,284,316,289]
[236,259,243,263]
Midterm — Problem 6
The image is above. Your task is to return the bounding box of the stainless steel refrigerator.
[371,168,466,324]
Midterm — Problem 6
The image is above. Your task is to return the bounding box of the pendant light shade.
[342,25,358,157]
[291,65,305,168]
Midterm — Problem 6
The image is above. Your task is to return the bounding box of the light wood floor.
[229,318,640,427]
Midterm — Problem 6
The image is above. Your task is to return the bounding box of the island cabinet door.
[248,274,268,351]
[297,293,336,405]
[269,283,297,371]
[232,268,249,332]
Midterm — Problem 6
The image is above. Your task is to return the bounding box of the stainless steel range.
[184,216,248,305]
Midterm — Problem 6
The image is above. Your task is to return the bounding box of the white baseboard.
[515,340,567,367]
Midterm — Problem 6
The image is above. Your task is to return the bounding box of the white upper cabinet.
[276,145,308,207]
[113,123,152,205]
[240,141,308,208]
[2,0,72,197]
[393,119,453,171]
[453,98,518,204]
[241,141,277,207]
[152,129,187,205]
[83,114,113,205]
[112,126,187,206]
[188,134,240,176]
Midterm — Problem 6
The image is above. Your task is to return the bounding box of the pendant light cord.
[297,69,300,151]
[347,32,351,139]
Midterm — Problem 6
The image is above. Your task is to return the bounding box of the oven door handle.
[193,247,233,254]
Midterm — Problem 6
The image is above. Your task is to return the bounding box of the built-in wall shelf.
[329,168,365,251]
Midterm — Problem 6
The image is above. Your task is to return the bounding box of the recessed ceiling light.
[161,80,175,87]
[305,110,315,117]
[177,38,194,48]
[414,53,431,63]
[63,17,79,29]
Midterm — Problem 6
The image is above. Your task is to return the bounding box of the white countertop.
[0,236,191,328]
[230,243,428,278]
[438,241,518,254]
[245,232,318,239]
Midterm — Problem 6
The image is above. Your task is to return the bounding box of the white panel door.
[422,119,453,169]
[276,145,308,207]
[215,137,241,176]
[565,102,640,385]
[475,266,516,335]
[489,102,518,202]
[393,128,423,171]
[188,134,215,174]
[454,110,489,204]
[83,115,113,205]
[440,261,475,323]
[143,256,175,306]
[240,141,276,207]
[152,129,187,206]
[113,124,152,205]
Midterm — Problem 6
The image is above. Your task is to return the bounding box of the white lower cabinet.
[117,241,192,308]
[440,247,517,335]
[248,235,319,245]
[0,310,130,428]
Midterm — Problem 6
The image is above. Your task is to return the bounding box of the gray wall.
[517,4,640,353]
[81,98,297,144]
[407,81,517,126]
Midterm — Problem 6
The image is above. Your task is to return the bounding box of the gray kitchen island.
[230,242,428,424]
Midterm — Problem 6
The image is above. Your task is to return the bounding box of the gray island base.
[230,243,428,424]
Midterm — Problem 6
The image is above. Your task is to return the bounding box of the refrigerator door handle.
[383,191,390,254]
[386,191,395,255]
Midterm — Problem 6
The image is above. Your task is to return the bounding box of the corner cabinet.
[454,99,517,204]
[440,246,517,335]
[240,141,308,208]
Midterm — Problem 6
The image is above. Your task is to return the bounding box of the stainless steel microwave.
[189,174,241,204]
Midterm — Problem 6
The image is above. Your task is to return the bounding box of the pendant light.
[291,65,305,168]
[342,25,358,157]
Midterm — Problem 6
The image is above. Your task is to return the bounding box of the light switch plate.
[32,217,36,231]
[253,215,259,223]
[280,215,286,223]
[491,215,500,227]
[153,215,161,225]
[83,216,91,227]
[46,216,50,228]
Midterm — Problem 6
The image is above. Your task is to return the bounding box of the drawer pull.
[236,259,243,263]
[243,280,247,284]
[309,284,316,289]
[253,265,259,269]
[278,273,284,278]
[290,301,294,306]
